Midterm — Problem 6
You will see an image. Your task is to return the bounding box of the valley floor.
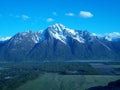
[16,73,120,90]
[0,61,120,90]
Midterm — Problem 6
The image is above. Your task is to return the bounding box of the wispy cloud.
[65,13,75,16]
[52,12,57,16]
[21,15,30,20]
[80,11,93,18]
[46,18,54,22]
[15,15,30,20]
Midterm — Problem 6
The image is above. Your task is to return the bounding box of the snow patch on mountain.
[2,24,120,44]
[10,31,41,44]
[47,24,85,44]
[96,32,120,41]
[0,36,11,41]
[52,23,66,32]
[31,34,39,43]
[50,30,66,43]
[104,32,120,41]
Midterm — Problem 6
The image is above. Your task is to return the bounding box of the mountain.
[0,24,120,62]
[97,32,120,41]
[0,37,11,41]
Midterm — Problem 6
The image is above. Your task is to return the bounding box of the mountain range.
[0,24,120,62]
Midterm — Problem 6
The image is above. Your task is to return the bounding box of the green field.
[16,73,120,90]
[0,62,120,90]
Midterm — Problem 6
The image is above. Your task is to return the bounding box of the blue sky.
[0,0,120,37]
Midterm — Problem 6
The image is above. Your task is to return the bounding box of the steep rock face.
[0,31,41,61]
[0,24,120,62]
[29,27,73,61]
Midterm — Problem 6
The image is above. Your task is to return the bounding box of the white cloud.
[80,11,93,18]
[65,13,75,16]
[52,12,57,16]
[22,15,30,20]
[46,18,54,22]
[0,36,11,41]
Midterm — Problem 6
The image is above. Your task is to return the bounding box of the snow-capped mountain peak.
[96,32,120,41]
[51,23,66,32]
[10,31,40,44]
[1,24,120,62]
[2,24,120,44]
[104,32,120,41]
[46,23,85,44]
[0,36,11,41]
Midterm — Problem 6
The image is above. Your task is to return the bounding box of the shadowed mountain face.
[0,24,120,62]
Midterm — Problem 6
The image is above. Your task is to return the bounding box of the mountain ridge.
[0,23,120,62]
[1,24,120,42]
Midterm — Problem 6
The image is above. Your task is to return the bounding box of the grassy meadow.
[0,62,120,90]
[16,73,120,90]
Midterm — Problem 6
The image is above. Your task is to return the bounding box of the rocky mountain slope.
[0,24,120,62]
